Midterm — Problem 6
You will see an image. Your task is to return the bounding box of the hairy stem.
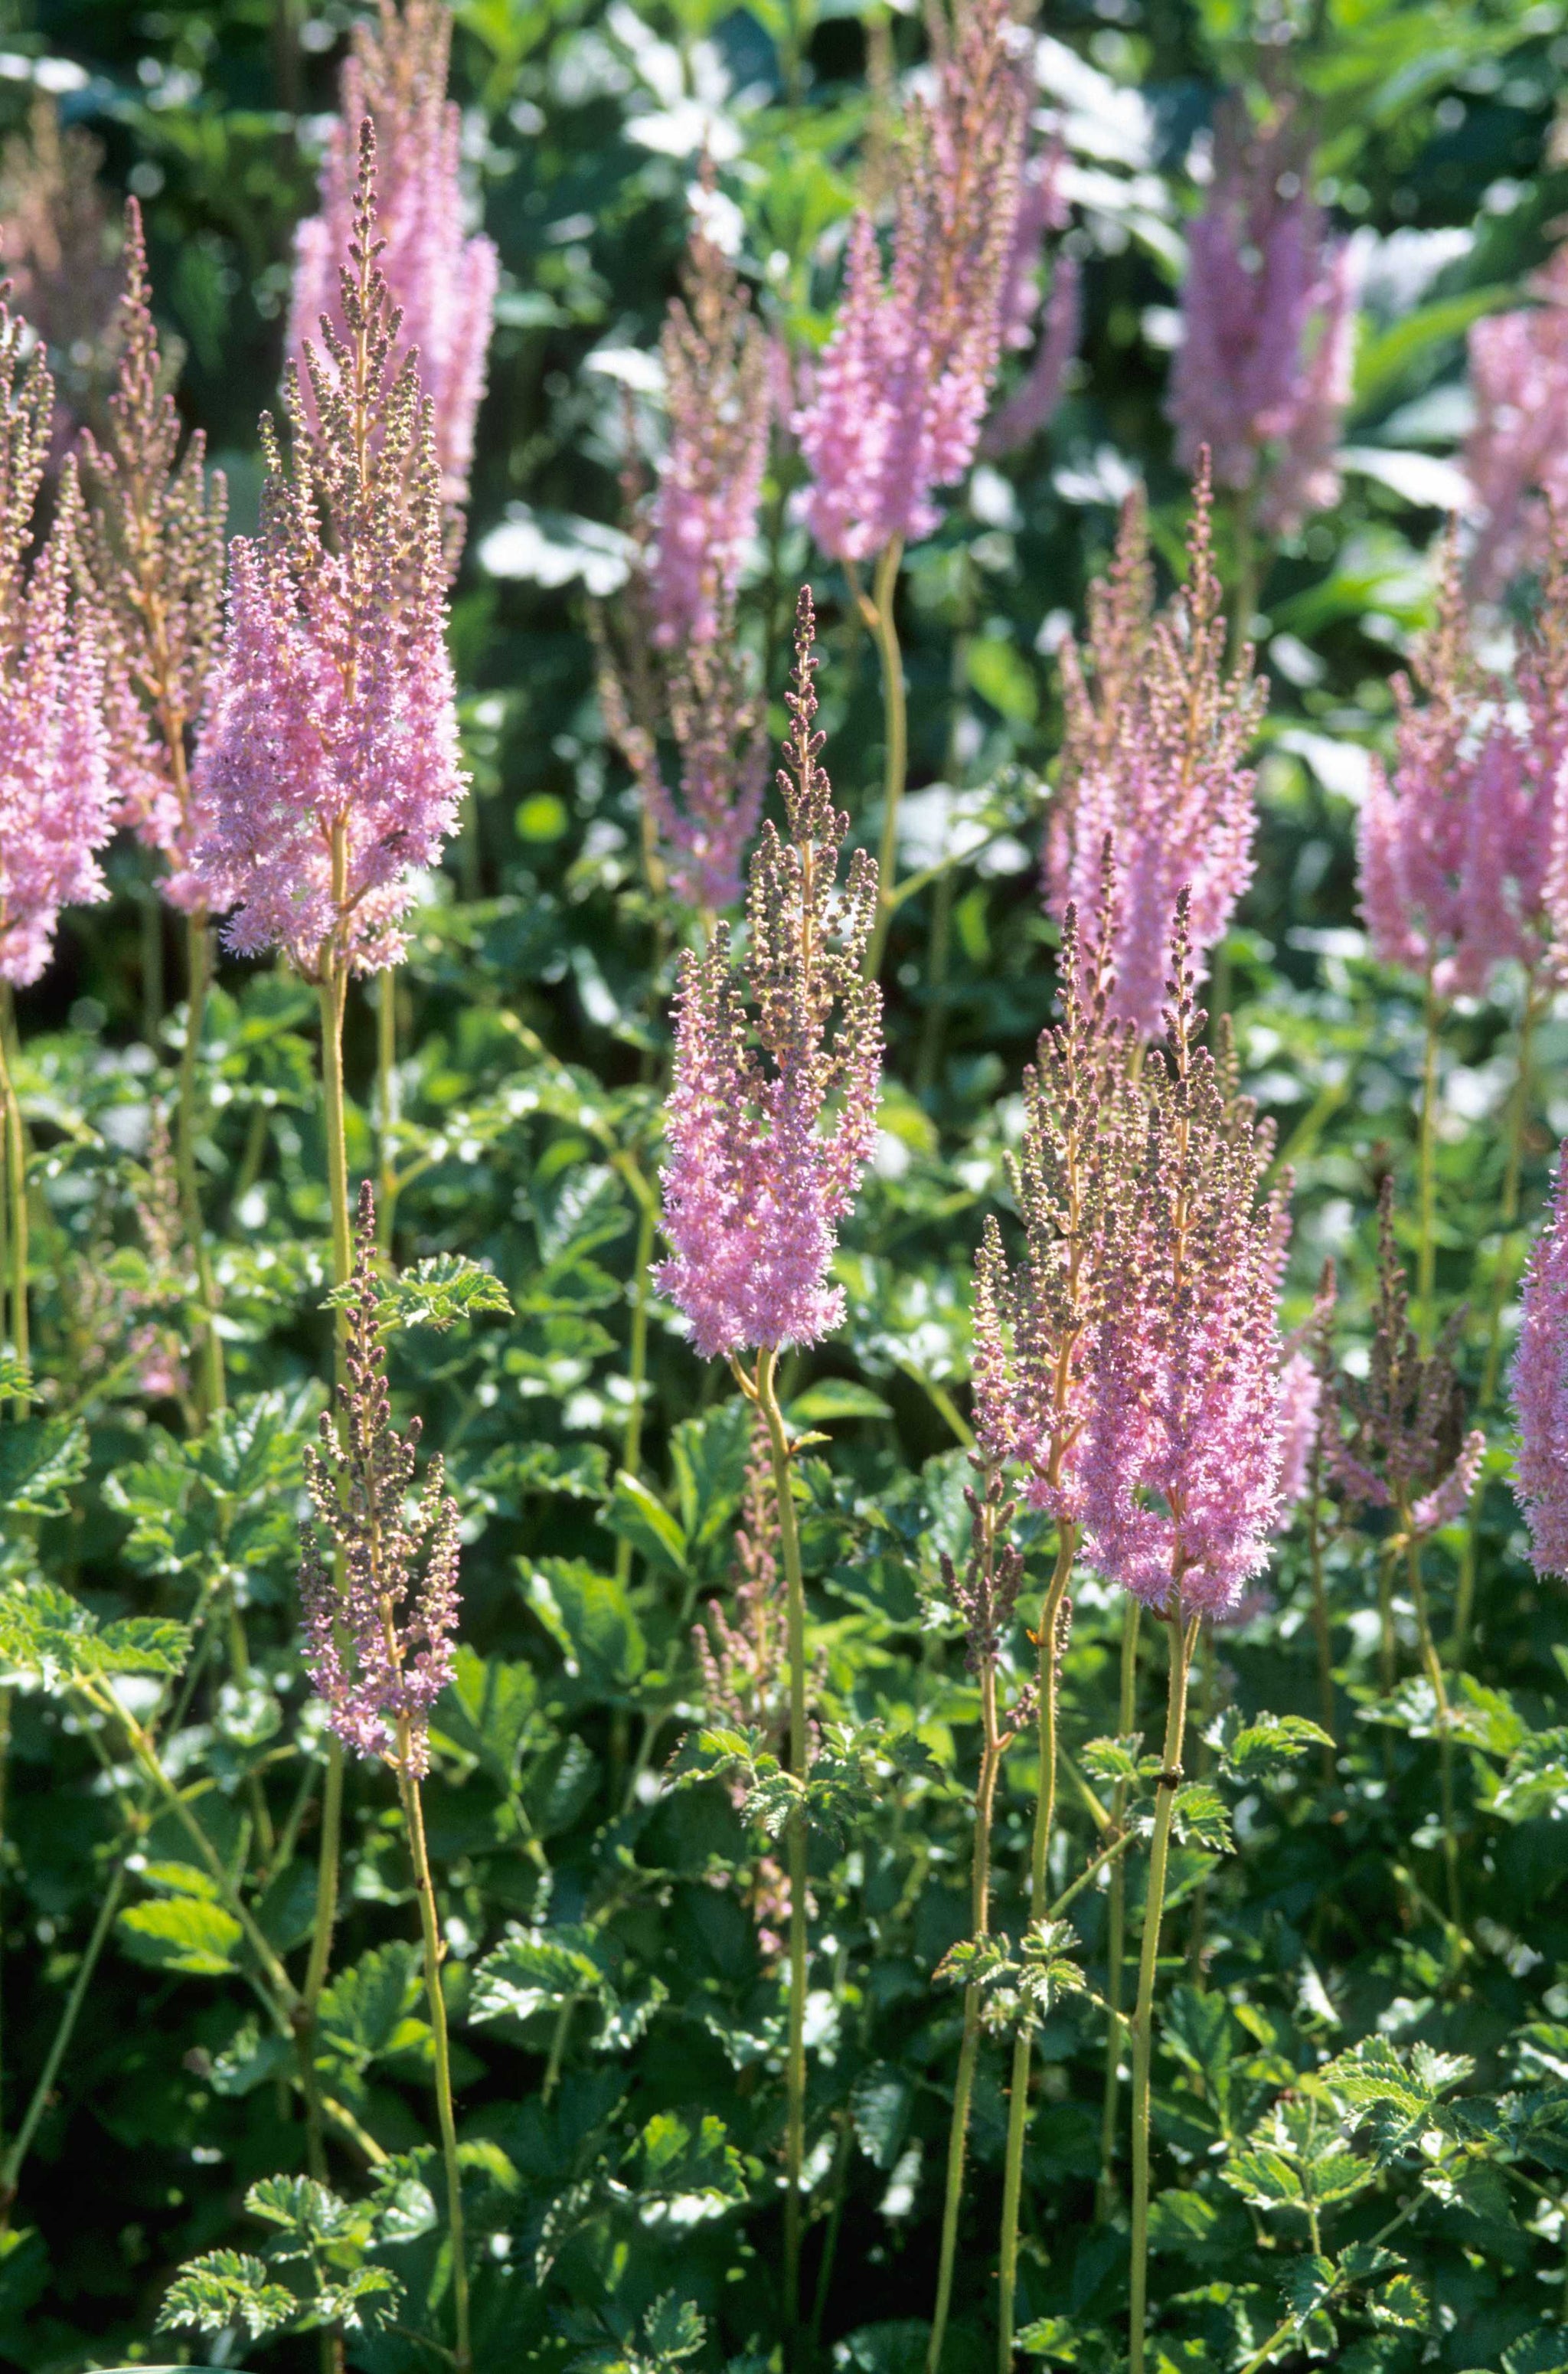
[1416,970,1441,1348]
[1096,1594,1142,2216]
[178,911,226,1418]
[0,1852,127,2209]
[399,1759,471,2374]
[863,535,907,980]
[1128,1609,1199,2374]
[1402,1509,1461,1928]
[375,968,399,1252]
[757,1347,810,2363]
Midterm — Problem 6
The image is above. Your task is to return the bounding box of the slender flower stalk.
[926,1467,1031,2374]
[1511,1141,1568,1584]
[1046,468,1266,1037]
[298,1183,467,2370]
[656,590,882,2351]
[1096,1593,1141,2219]
[79,197,229,1414]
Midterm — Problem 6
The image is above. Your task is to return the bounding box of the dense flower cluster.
[655,590,883,1356]
[1169,100,1354,534]
[1465,247,1568,597]
[191,126,463,978]
[649,219,769,649]
[981,132,1080,458]
[1046,468,1265,1035]
[298,1184,462,1776]
[0,313,113,987]
[597,624,766,914]
[795,0,1027,561]
[77,198,227,904]
[287,0,497,526]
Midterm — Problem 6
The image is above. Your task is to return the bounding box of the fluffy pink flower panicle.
[1511,1143,1568,1578]
[1465,247,1568,599]
[971,858,1140,1519]
[1327,1176,1485,1540]
[981,126,1080,459]
[299,1182,461,1778]
[288,0,497,543]
[1077,900,1289,1619]
[795,0,1027,563]
[0,312,113,988]
[655,590,884,1360]
[1046,466,1266,1037]
[650,221,769,650]
[191,125,463,981]
[597,623,767,917]
[1276,1257,1336,1517]
[1357,530,1553,1001]
[77,198,227,903]
[1169,97,1354,536]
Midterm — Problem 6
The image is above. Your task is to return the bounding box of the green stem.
[375,969,398,1253]
[0,1016,28,1418]
[1401,1508,1460,1928]
[1128,1609,1200,2374]
[756,1348,810,2364]
[863,535,907,981]
[1184,1627,1219,1983]
[398,1760,471,2374]
[318,960,354,1326]
[0,1852,127,2207]
[998,1530,1076,2366]
[1096,1594,1141,2217]
[1228,487,1259,672]
[613,1184,658,1594]
[1306,1480,1335,1781]
[177,911,225,1418]
[1416,970,1441,1348]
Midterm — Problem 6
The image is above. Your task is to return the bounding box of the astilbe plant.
[0,96,120,440]
[1513,1140,1568,1580]
[297,1179,470,2368]
[649,218,769,649]
[1168,95,1354,536]
[1046,467,1265,1035]
[656,587,881,2342]
[1465,244,1568,597]
[980,134,1080,459]
[288,0,497,531]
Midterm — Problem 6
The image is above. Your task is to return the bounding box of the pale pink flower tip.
[650,219,769,649]
[1513,1144,1568,1578]
[1465,247,1568,598]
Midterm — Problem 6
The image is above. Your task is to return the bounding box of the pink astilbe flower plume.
[597,616,766,917]
[795,0,1027,561]
[288,0,496,541]
[1078,901,1289,1617]
[1046,466,1266,1036]
[981,125,1080,459]
[0,312,113,987]
[655,589,883,1359]
[299,1182,461,1778]
[972,851,1141,1518]
[1513,1144,1568,1578]
[1169,96,1354,535]
[650,216,769,649]
[1357,528,1553,999]
[1465,247,1568,598]
[190,125,463,980]
[77,198,227,904]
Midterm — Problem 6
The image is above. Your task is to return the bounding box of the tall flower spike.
[795,0,1027,561]
[289,0,496,539]
[1168,96,1354,534]
[0,311,113,986]
[190,125,464,979]
[299,1182,461,1777]
[1357,528,1550,999]
[1513,1143,1568,1578]
[973,849,1140,1516]
[0,96,119,442]
[655,589,883,1358]
[599,626,767,917]
[1328,1175,1483,1532]
[1045,463,1265,1036]
[1465,246,1568,599]
[1077,898,1289,1616]
[78,198,227,901]
[651,216,769,649]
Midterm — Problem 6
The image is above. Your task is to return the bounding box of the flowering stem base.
[1096,1594,1141,2216]
[864,536,906,981]
[177,911,225,1419]
[0,1006,28,1418]
[376,967,398,1254]
[398,1758,471,2374]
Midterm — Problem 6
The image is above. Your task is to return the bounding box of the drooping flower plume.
[1511,1143,1568,1578]
[78,198,227,904]
[1045,467,1265,1036]
[655,589,883,1358]
[191,124,464,979]
[0,315,113,988]
[1168,98,1354,535]
[288,0,497,531]
[299,1182,461,1777]
[795,0,1027,562]
[1465,248,1568,598]
[1076,901,1289,1617]
[1357,529,1554,999]
[649,217,769,649]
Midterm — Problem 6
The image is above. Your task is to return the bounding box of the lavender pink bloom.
[1047,469,1265,1036]
[795,0,1026,561]
[1169,100,1354,534]
[287,0,497,526]
[1465,248,1568,598]
[1512,1143,1568,1578]
[0,312,113,986]
[656,591,882,1359]
[649,222,769,649]
[191,126,463,979]
[598,630,766,915]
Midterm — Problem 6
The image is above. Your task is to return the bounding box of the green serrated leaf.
[469,1929,611,2023]
[1276,2253,1337,2319]
[0,1420,88,1518]
[118,1895,243,1977]
[1171,1781,1232,1851]
[157,2251,295,2340]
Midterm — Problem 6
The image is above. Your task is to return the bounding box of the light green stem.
[864,535,907,981]
[1306,1476,1335,1780]
[756,1348,810,2363]
[0,1015,28,1418]
[177,911,225,1418]
[1096,1595,1141,2215]
[0,1852,127,2206]
[376,968,398,1253]
[1416,971,1441,1348]
[613,1184,658,1593]
[998,1529,1076,2366]
[1128,1610,1199,2374]
[399,1758,471,2373]
[1401,1508,1460,1928]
